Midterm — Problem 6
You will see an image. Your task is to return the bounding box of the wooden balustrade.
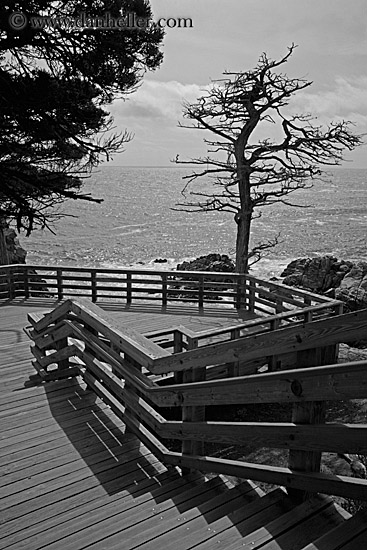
[25,298,367,504]
[0,263,341,331]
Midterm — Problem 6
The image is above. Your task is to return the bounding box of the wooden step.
[36,475,234,550]
[301,508,367,550]
[221,495,343,550]
[0,471,203,550]
[172,487,291,550]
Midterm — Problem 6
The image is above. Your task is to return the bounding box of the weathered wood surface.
[0,264,342,326]
[1,295,258,335]
[0,300,366,549]
[153,360,367,406]
[167,453,367,501]
[154,308,367,373]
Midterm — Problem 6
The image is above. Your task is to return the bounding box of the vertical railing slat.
[126,273,132,303]
[8,266,14,299]
[91,271,97,302]
[162,273,167,307]
[23,266,30,299]
[57,268,63,301]
[198,275,204,309]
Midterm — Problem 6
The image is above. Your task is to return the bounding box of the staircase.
[39,469,364,550]
[21,297,367,549]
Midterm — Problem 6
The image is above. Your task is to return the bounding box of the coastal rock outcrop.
[281,255,353,294]
[335,262,367,312]
[177,254,235,274]
[4,227,27,264]
[171,253,235,300]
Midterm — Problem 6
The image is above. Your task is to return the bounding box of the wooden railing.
[26,298,367,503]
[0,263,341,318]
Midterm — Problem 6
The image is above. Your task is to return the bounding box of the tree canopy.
[0,0,163,240]
[175,45,363,273]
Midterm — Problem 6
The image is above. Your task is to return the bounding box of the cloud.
[110,80,208,124]
[287,77,367,131]
[107,75,367,167]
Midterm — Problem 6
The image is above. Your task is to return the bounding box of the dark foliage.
[0,0,163,240]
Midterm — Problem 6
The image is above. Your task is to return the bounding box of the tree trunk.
[235,211,252,273]
[0,224,9,266]
[235,165,252,274]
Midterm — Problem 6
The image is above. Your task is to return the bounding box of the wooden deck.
[0,295,259,335]
[1,299,367,549]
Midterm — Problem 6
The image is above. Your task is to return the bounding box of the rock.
[172,254,235,301]
[177,254,235,274]
[0,224,50,297]
[4,227,27,264]
[281,255,353,293]
[339,343,367,362]
[154,258,167,263]
[281,256,367,346]
[335,262,367,312]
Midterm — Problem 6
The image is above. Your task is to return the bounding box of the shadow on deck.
[1,298,367,549]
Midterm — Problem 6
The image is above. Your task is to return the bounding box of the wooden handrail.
[1,264,341,322]
[25,298,367,504]
[149,308,367,374]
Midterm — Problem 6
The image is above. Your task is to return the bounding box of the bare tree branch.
[174,46,363,272]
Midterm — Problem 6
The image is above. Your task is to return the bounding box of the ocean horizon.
[20,165,367,279]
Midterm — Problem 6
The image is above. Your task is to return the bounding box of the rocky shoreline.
[280,255,367,312]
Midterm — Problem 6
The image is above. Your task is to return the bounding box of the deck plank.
[301,510,367,550]
[48,476,234,550]
[12,473,204,550]
[0,298,359,550]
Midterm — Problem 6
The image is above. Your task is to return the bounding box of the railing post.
[235,275,247,309]
[173,330,183,353]
[110,341,121,376]
[275,297,283,314]
[162,273,168,307]
[91,271,97,303]
[55,336,70,371]
[57,268,63,301]
[126,273,132,304]
[287,344,338,502]
[124,354,142,434]
[173,330,184,384]
[8,267,14,299]
[228,328,240,377]
[303,310,313,323]
[23,266,30,299]
[181,337,205,473]
[268,318,281,371]
[198,275,204,309]
[248,279,256,312]
[83,322,99,358]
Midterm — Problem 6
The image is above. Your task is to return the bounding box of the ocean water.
[21,166,367,278]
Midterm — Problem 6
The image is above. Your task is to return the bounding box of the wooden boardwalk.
[1,299,367,549]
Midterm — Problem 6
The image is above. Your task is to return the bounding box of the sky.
[108,0,367,167]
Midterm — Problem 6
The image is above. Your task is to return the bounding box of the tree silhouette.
[175,45,363,273]
[0,0,163,261]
